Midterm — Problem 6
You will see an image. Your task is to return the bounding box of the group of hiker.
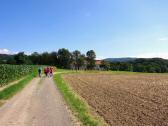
[38,67,54,77]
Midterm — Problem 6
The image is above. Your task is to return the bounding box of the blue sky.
[0,0,168,59]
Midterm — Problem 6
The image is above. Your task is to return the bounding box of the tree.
[57,48,72,69]
[72,50,82,70]
[0,60,5,64]
[29,52,40,65]
[50,52,58,66]
[41,52,50,65]
[133,64,146,72]
[78,54,86,70]
[110,62,120,71]
[119,62,132,71]
[100,61,110,70]
[86,50,96,70]
[14,52,32,64]
[7,58,16,64]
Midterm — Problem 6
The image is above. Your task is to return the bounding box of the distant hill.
[104,57,137,62]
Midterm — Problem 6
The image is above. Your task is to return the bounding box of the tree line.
[102,58,168,73]
[1,49,168,73]
[2,48,96,70]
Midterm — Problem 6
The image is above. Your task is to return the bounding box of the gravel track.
[0,77,72,126]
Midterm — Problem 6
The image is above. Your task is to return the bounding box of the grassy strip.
[0,101,4,107]
[0,71,36,100]
[54,73,103,126]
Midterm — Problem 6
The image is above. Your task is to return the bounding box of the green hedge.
[0,64,38,86]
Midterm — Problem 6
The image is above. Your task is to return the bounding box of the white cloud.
[0,49,19,55]
[158,37,168,41]
[136,52,168,59]
[25,52,31,55]
[0,49,11,54]
[96,56,105,60]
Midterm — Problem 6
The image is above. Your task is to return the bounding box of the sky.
[0,0,168,59]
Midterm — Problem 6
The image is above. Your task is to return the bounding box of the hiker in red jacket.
[49,67,53,77]
[44,67,48,77]
[46,67,50,77]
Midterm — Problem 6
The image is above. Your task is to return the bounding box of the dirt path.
[0,77,73,126]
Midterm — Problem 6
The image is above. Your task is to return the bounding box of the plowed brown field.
[63,73,168,126]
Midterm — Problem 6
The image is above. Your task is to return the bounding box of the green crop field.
[0,64,38,86]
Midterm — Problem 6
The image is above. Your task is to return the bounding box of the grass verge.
[0,71,36,100]
[0,101,4,107]
[54,72,104,126]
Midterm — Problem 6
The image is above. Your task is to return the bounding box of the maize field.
[0,64,37,86]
